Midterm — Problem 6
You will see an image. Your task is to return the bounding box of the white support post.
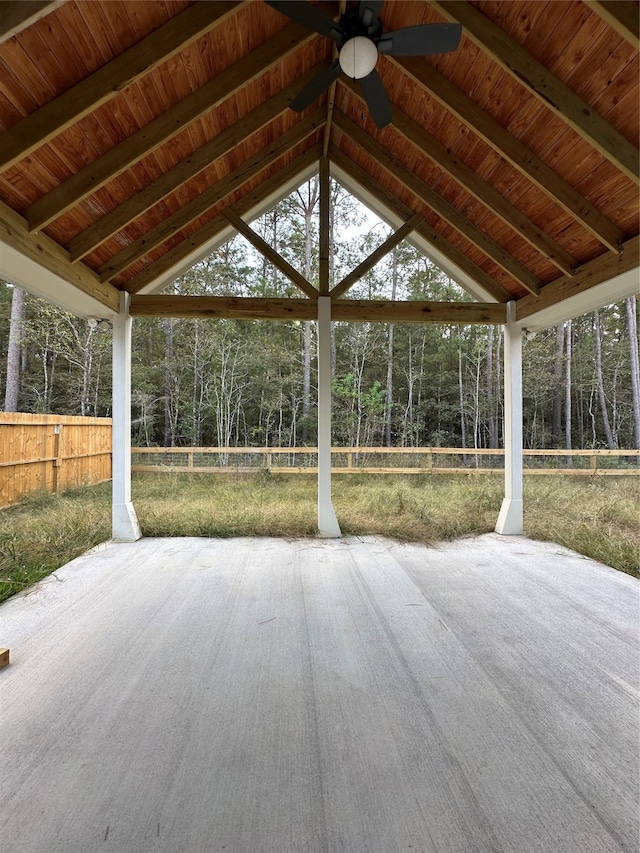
[496,301,524,535]
[317,296,341,538]
[112,291,141,542]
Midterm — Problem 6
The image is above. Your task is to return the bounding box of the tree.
[594,309,616,449]
[3,285,25,411]
[626,296,640,448]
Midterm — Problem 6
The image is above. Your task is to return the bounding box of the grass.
[0,473,638,604]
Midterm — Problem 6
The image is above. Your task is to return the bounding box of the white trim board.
[517,269,639,333]
[0,239,117,319]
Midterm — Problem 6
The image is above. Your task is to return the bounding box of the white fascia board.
[517,268,640,333]
[138,161,319,295]
[0,239,117,319]
[331,164,498,304]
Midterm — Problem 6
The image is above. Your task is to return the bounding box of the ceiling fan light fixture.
[339,36,378,79]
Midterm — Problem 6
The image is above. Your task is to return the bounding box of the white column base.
[495,498,523,535]
[318,499,341,538]
[112,501,142,542]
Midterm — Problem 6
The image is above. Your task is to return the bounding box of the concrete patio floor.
[0,534,638,853]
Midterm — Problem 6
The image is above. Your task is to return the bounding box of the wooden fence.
[131,446,640,476]
[1,413,112,508]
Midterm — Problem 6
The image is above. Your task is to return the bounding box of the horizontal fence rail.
[1,413,112,508]
[131,446,640,476]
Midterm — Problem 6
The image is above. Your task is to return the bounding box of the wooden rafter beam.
[331,213,423,299]
[583,1,640,47]
[517,235,640,321]
[330,145,512,303]
[98,112,325,282]
[0,2,244,174]
[66,64,327,263]
[0,200,119,312]
[222,208,318,300]
[26,19,315,233]
[319,156,331,294]
[333,299,506,325]
[129,294,507,325]
[342,77,615,260]
[124,145,321,294]
[391,55,628,248]
[322,0,347,157]
[323,79,340,159]
[334,110,542,295]
[0,1,63,45]
[130,295,314,320]
[432,0,639,182]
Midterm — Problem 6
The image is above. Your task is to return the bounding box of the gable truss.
[0,0,636,328]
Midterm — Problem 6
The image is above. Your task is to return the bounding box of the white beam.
[317,297,341,538]
[496,302,523,535]
[0,239,117,319]
[331,163,498,304]
[112,292,142,542]
[517,268,640,333]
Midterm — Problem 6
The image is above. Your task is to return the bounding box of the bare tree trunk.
[80,323,95,417]
[486,325,498,447]
[163,318,174,446]
[565,319,573,466]
[594,309,616,449]
[552,322,564,445]
[302,321,311,441]
[458,344,467,462]
[296,180,319,443]
[626,296,640,448]
[4,285,25,411]
[384,249,398,446]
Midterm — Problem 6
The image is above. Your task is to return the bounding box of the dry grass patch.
[0,472,637,604]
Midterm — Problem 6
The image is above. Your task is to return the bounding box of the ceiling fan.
[266,1,462,128]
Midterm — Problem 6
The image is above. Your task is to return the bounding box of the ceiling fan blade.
[361,69,392,128]
[358,0,384,32]
[290,60,341,111]
[377,23,462,56]
[265,1,345,41]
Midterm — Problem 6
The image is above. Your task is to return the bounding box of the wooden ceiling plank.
[342,77,612,261]
[129,294,507,325]
[0,199,119,312]
[391,55,628,250]
[319,155,330,294]
[334,110,542,295]
[0,1,244,174]
[98,114,324,282]
[124,145,321,294]
[0,2,63,45]
[330,146,512,303]
[331,213,423,299]
[222,207,318,300]
[517,234,640,320]
[67,66,327,263]
[581,2,640,49]
[432,0,639,182]
[26,20,315,232]
[392,110,621,259]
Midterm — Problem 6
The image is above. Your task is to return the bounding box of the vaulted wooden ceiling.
[0,0,638,327]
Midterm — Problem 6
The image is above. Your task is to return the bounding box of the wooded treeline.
[2,179,639,451]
